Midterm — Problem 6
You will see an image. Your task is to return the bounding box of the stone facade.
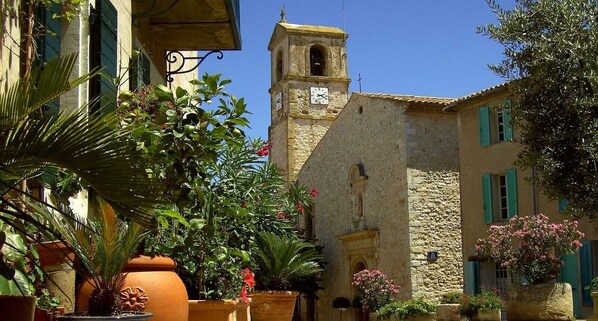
[297,93,463,321]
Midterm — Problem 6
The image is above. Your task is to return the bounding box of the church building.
[267,20,464,321]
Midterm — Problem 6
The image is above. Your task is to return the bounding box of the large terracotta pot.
[77,256,188,321]
[249,291,298,321]
[0,295,36,321]
[35,241,76,313]
[588,292,598,321]
[188,300,237,321]
[56,312,152,320]
[507,283,573,321]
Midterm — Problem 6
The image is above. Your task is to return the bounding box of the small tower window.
[310,45,326,76]
[275,50,283,82]
[349,164,368,231]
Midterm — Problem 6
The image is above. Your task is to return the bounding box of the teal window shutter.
[506,168,518,218]
[503,99,513,141]
[559,199,569,213]
[482,174,493,224]
[580,241,593,306]
[465,261,481,295]
[92,0,118,113]
[38,3,61,114]
[478,107,491,146]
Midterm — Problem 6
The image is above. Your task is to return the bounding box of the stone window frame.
[308,44,327,76]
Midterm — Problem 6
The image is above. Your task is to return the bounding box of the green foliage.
[585,276,598,294]
[457,290,504,318]
[254,232,323,291]
[440,292,465,304]
[479,0,598,218]
[46,197,148,316]
[125,78,317,299]
[376,298,436,320]
[0,230,33,296]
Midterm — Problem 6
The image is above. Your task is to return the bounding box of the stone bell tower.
[268,18,350,182]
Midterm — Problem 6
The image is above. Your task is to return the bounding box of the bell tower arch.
[267,21,350,182]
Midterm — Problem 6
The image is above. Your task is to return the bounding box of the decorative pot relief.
[121,286,149,311]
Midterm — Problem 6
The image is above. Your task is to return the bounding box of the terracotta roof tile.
[352,92,455,105]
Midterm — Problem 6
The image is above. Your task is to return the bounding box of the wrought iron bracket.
[165,50,224,84]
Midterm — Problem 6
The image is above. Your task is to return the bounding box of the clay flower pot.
[436,304,463,321]
[588,292,598,321]
[0,295,36,321]
[507,283,573,321]
[188,300,237,321]
[472,309,501,321]
[249,291,298,321]
[77,256,188,321]
[56,311,152,320]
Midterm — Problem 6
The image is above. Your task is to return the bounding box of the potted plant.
[0,229,36,321]
[585,277,598,321]
[47,197,152,320]
[376,298,436,321]
[352,269,400,313]
[250,232,323,321]
[457,290,503,321]
[436,292,465,321]
[476,214,583,321]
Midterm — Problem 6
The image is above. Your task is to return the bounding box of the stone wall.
[405,111,463,301]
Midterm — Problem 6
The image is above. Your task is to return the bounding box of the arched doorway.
[353,262,369,321]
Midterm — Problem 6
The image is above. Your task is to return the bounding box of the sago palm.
[254,232,323,290]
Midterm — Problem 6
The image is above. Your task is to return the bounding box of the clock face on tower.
[310,86,329,105]
[275,92,282,111]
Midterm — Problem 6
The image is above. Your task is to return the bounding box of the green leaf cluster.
[480,0,598,218]
[376,298,436,320]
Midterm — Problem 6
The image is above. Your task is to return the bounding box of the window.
[309,45,326,76]
[482,169,518,223]
[275,50,283,82]
[478,101,513,146]
[349,164,367,231]
[495,262,514,297]
[130,51,151,91]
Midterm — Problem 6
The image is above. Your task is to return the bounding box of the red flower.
[240,286,249,304]
[256,141,272,157]
[310,188,319,198]
[240,202,247,208]
[296,203,304,212]
[242,268,255,289]
[277,212,286,219]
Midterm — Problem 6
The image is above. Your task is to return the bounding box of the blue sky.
[198,1,515,140]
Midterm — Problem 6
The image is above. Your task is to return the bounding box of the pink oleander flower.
[352,269,400,311]
[296,203,304,212]
[277,212,286,219]
[476,214,584,285]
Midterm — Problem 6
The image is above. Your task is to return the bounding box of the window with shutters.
[130,51,151,91]
[478,100,513,146]
[482,169,518,223]
[90,0,118,114]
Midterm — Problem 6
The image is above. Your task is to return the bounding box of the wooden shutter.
[503,99,513,141]
[38,3,61,114]
[580,241,593,306]
[91,0,118,113]
[506,168,518,218]
[465,261,481,295]
[561,253,582,317]
[478,106,491,146]
[482,174,493,224]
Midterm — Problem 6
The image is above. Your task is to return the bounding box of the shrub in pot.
[437,292,465,321]
[250,232,324,321]
[377,298,436,321]
[476,214,583,321]
[352,269,400,312]
[49,197,153,320]
[457,290,503,321]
